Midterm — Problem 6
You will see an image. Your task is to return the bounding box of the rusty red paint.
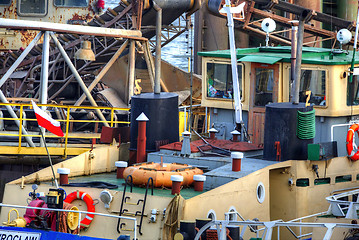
[70,13,93,22]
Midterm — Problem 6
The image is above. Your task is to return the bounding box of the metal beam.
[0,18,145,40]
[40,31,50,108]
[50,32,109,127]
[127,40,136,103]
[153,2,162,94]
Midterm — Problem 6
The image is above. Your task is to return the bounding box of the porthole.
[207,210,216,220]
[256,182,265,204]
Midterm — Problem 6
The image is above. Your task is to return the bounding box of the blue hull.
[0,226,111,240]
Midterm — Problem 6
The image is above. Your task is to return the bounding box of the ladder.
[117,175,154,236]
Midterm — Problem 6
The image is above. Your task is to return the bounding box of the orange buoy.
[347,124,359,161]
[123,162,203,188]
[64,191,95,229]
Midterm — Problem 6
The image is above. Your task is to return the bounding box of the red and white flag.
[31,100,64,137]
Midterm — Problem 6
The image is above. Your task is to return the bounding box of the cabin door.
[249,63,279,146]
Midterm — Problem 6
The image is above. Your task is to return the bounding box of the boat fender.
[346,124,359,161]
[64,190,95,229]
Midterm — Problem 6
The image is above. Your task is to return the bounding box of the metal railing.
[195,215,359,240]
[219,210,331,240]
[179,104,209,133]
[0,102,130,157]
[0,203,137,239]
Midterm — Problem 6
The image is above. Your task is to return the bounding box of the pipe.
[40,33,50,148]
[136,113,149,163]
[0,18,144,39]
[153,2,162,94]
[223,0,243,128]
[128,40,136,103]
[293,11,308,104]
[290,21,298,102]
[50,32,109,127]
[40,31,50,109]
[74,40,129,107]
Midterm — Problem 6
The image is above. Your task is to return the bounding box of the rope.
[58,202,79,234]
[162,194,185,240]
[297,109,316,139]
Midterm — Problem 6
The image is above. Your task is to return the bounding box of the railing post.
[110,108,114,127]
[18,104,23,153]
[78,212,81,235]
[64,106,71,158]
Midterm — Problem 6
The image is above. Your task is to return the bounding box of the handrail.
[0,202,137,240]
[195,218,359,240]
[0,102,130,157]
[233,210,328,239]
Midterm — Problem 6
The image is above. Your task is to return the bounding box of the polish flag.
[31,100,64,137]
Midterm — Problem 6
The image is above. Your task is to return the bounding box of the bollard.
[231,130,241,142]
[115,161,128,179]
[231,152,244,172]
[208,128,218,140]
[171,175,183,195]
[193,175,206,192]
[57,168,70,185]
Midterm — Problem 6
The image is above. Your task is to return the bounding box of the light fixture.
[335,28,352,53]
[75,40,96,61]
[261,18,276,47]
[99,190,113,209]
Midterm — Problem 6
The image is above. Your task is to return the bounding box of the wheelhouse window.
[18,0,47,16]
[206,62,242,99]
[54,0,88,7]
[0,0,11,5]
[289,69,326,106]
[347,75,359,106]
[255,68,274,106]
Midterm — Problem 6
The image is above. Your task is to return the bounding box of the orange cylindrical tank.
[122,162,203,188]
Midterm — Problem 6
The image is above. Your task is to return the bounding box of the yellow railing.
[0,102,130,157]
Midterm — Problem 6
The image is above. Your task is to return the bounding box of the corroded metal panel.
[0,0,97,50]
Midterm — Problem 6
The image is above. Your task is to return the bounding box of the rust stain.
[19,30,36,45]
[71,13,93,22]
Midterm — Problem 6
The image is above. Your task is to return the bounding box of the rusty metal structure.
[0,0,201,110]
[195,0,358,74]
[209,0,357,46]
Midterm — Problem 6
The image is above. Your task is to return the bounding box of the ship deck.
[46,172,206,200]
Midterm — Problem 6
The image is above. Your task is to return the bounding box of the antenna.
[261,18,276,47]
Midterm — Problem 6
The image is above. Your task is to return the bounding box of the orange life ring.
[64,190,95,229]
[346,124,359,161]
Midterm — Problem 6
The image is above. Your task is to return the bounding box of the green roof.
[197,46,359,65]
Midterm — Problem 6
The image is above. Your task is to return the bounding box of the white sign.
[0,230,41,240]
[354,67,359,75]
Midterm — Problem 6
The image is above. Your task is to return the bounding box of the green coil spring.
[297,109,316,140]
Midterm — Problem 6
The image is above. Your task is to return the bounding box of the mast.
[223,0,244,139]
